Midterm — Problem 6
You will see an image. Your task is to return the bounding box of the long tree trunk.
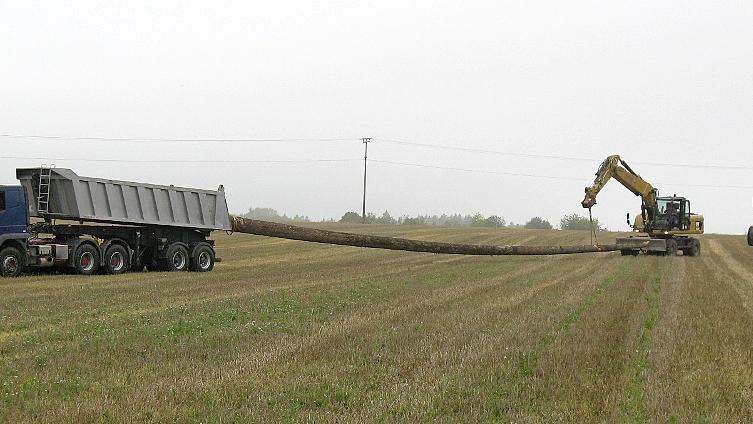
[230,217,636,256]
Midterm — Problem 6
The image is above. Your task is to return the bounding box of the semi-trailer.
[0,167,231,277]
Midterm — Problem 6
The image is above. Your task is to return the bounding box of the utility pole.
[361,137,372,224]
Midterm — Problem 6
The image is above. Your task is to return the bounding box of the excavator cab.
[653,196,690,231]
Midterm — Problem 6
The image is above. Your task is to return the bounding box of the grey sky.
[1,1,752,233]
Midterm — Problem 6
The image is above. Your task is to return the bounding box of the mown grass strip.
[620,259,670,422]
[483,260,633,421]
[518,261,631,378]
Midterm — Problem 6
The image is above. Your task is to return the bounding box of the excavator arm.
[581,155,657,214]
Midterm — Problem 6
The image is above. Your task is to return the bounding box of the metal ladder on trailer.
[37,164,54,215]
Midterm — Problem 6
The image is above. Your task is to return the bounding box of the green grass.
[1,225,752,422]
[621,260,669,422]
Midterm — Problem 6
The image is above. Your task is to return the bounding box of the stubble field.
[1,225,752,422]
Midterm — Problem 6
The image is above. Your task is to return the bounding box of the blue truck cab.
[0,186,30,234]
[0,185,30,276]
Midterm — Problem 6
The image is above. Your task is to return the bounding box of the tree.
[290,214,310,223]
[469,213,488,227]
[243,207,282,221]
[484,215,506,228]
[376,210,396,225]
[559,214,604,231]
[339,211,362,224]
[401,216,426,225]
[444,214,466,227]
[243,207,311,223]
[467,213,506,228]
[524,217,553,230]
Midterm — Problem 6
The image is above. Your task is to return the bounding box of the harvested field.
[1,226,752,422]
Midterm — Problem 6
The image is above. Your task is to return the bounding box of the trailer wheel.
[190,245,215,272]
[104,244,130,275]
[74,244,100,275]
[0,247,23,277]
[165,244,189,272]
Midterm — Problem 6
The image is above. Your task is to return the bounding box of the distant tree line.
[339,211,605,231]
[339,211,506,228]
[243,206,606,231]
[241,207,311,223]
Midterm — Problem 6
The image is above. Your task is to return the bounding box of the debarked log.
[230,217,641,256]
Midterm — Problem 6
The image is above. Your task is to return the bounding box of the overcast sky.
[1,1,752,234]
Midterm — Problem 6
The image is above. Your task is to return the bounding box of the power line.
[0,155,360,164]
[2,152,749,189]
[375,137,753,171]
[370,159,583,181]
[4,132,750,172]
[377,138,595,162]
[371,159,753,189]
[0,134,359,143]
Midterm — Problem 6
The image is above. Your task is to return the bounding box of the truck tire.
[104,244,130,275]
[165,244,189,272]
[74,244,100,275]
[748,226,753,247]
[190,245,215,272]
[0,247,24,277]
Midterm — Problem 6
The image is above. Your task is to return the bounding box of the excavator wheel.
[665,239,678,257]
[680,238,701,257]
[687,239,701,257]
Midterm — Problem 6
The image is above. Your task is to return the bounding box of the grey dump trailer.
[0,167,231,277]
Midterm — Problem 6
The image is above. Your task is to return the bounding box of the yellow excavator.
[582,155,704,256]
